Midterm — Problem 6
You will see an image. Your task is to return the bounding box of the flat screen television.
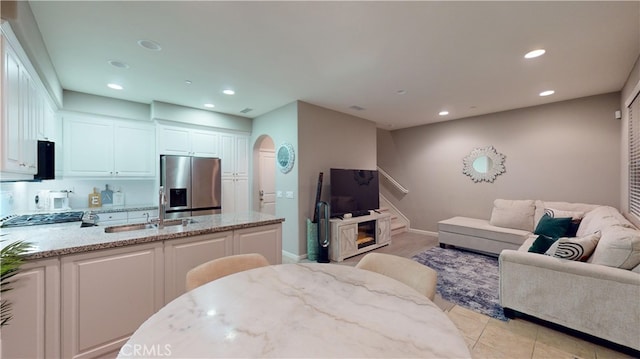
[330,168,379,218]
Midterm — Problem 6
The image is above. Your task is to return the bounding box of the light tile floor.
[321,231,637,359]
[446,305,635,359]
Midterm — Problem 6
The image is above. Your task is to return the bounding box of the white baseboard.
[282,250,306,263]
[408,228,439,237]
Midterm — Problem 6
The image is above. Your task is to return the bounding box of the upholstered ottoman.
[438,216,530,256]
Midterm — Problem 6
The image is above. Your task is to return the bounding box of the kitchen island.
[1,211,284,260]
[0,212,284,359]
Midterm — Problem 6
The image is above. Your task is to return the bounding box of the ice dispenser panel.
[169,188,188,207]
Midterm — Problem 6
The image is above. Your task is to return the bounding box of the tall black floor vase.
[316,201,330,263]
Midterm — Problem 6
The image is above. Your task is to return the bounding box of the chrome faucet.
[158,186,166,229]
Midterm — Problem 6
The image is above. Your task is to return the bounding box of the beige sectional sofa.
[494,200,640,352]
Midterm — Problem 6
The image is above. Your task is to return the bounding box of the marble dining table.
[118,263,471,358]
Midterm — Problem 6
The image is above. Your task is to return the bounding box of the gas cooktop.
[1,211,85,228]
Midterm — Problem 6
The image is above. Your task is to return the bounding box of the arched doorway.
[252,135,276,215]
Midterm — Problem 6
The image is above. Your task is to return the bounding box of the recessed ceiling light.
[439,110,449,116]
[107,83,123,90]
[525,49,546,59]
[524,49,546,59]
[204,103,215,108]
[108,60,129,69]
[539,90,555,97]
[223,89,235,95]
[137,39,162,51]
[185,80,192,85]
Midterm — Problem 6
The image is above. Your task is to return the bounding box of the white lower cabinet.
[61,243,164,359]
[233,224,282,265]
[4,222,281,359]
[222,176,249,213]
[0,258,60,358]
[163,231,233,302]
[96,212,128,226]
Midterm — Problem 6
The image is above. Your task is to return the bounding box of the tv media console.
[329,211,391,262]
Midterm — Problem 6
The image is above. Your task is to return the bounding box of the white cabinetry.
[220,133,249,213]
[61,243,164,359]
[96,212,128,226]
[0,258,60,358]
[63,114,155,177]
[163,231,233,302]
[1,32,36,176]
[158,124,220,157]
[1,26,57,180]
[233,223,282,265]
[329,212,392,262]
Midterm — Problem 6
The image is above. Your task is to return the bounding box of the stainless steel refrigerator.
[160,155,222,218]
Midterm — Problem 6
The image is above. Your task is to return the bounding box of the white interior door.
[259,150,276,215]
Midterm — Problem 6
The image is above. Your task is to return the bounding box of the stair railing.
[377,166,409,194]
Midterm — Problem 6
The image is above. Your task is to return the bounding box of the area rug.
[412,246,508,321]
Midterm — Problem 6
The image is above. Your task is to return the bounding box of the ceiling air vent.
[349,105,365,111]
[240,108,253,114]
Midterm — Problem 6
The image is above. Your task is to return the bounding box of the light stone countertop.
[118,263,471,358]
[0,212,284,260]
[72,204,158,214]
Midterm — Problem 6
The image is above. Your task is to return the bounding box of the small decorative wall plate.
[277,142,295,174]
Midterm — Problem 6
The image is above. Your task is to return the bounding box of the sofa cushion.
[534,200,600,228]
[544,209,582,237]
[534,213,572,238]
[588,226,640,269]
[528,235,557,254]
[489,199,536,231]
[577,206,634,237]
[438,217,529,245]
[544,231,601,261]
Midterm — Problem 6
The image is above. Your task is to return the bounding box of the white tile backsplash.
[0,179,157,214]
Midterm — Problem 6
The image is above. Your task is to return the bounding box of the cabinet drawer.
[97,212,127,225]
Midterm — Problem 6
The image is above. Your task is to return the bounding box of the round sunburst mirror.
[462,146,506,183]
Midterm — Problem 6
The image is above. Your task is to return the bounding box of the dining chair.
[355,252,438,300]
[185,253,270,291]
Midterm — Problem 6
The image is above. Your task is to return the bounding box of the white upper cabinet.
[1,25,58,179]
[2,34,37,176]
[158,124,219,157]
[63,114,155,177]
[220,133,248,177]
[220,133,249,213]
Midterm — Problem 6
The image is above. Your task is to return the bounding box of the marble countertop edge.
[2,213,284,260]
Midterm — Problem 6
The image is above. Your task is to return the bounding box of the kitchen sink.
[104,218,194,233]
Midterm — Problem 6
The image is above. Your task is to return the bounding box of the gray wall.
[251,101,377,258]
[251,102,299,256]
[378,92,622,233]
[298,102,377,254]
[64,90,151,121]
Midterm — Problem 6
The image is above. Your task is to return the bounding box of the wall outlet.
[276,191,283,198]
[285,191,294,199]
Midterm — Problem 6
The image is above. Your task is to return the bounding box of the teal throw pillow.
[534,213,572,238]
[528,235,558,254]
